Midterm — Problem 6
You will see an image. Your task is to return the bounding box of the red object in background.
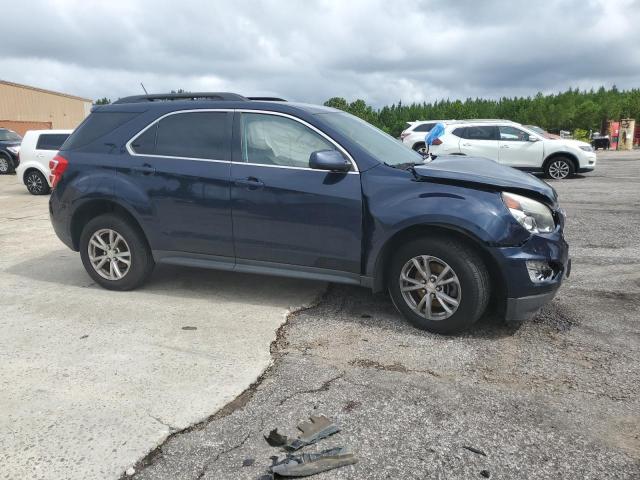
[609,121,619,150]
[634,125,640,147]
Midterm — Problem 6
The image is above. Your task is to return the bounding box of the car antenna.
[140,82,148,94]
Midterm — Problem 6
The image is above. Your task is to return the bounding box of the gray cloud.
[2,0,639,106]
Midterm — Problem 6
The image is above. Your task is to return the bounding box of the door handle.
[500,145,510,149]
[234,176,264,190]
[462,143,472,147]
[134,163,156,175]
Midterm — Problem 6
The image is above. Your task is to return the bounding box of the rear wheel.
[79,214,154,290]
[388,237,490,334]
[0,155,12,174]
[25,170,51,195]
[544,156,575,179]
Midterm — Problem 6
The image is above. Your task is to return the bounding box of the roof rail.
[247,96,287,102]
[113,92,248,104]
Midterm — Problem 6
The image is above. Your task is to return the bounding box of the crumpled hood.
[413,155,558,206]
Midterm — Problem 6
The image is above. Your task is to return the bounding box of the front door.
[124,110,234,257]
[498,125,544,168]
[230,112,362,274]
[458,125,500,160]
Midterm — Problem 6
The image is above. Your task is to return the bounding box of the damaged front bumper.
[491,228,570,322]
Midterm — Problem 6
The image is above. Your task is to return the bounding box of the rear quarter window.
[451,127,467,138]
[36,133,70,151]
[413,123,435,133]
[63,112,139,150]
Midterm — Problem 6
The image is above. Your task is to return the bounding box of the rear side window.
[151,112,231,160]
[64,112,138,150]
[466,126,498,140]
[36,133,70,151]
[413,123,435,132]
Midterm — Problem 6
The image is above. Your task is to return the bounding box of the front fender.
[361,165,528,279]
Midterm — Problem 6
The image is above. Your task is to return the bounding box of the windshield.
[0,129,22,142]
[317,112,423,166]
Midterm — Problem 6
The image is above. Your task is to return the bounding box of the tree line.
[324,86,640,138]
[95,86,640,139]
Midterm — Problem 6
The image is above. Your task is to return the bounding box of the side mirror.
[309,150,351,172]
[528,135,540,142]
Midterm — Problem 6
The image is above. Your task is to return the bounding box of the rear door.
[126,110,234,258]
[458,126,499,160]
[498,125,544,168]
[230,111,362,275]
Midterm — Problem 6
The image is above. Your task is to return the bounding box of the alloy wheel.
[548,160,570,179]
[88,228,132,280]
[26,173,45,194]
[399,255,461,321]
[0,157,8,173]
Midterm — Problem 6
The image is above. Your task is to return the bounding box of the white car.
[400,120,453,154]
[16,130,72,194]
[426,120,596,179]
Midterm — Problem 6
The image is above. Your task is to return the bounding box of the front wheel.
[412,142,427,155]
[544,157,575,179]
[388,237,490,334]
[79,214,154,290]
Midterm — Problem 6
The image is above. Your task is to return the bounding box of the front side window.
[36,134,70,151]
[241,113,336,168]
[155,112,230,159]
[499,126,530,142]
[466,126,498,141]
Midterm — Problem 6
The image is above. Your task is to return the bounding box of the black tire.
[544,156,575,180]
[24,170,51,195]
[79,213,154,290]
[412,142,427,154]
[388,237,490,334]
[0,154,12,174]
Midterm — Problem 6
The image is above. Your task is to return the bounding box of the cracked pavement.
[130,151,640,480]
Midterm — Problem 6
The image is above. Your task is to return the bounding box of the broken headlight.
[502,192,555,234]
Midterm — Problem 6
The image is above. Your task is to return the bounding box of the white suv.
[427,120,596,179]
[400,121,453,154]
[16,130,72,194]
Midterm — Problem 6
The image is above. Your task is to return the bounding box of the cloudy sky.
[3,0,639,106]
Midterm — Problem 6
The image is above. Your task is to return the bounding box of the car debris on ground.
[259,415,357,478]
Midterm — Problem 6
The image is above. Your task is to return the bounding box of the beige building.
[0,80,92,136]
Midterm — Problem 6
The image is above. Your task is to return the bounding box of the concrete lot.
[0,180,324,479]
[129,151,640,479]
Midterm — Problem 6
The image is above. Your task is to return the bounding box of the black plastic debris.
[463,445,487,456]
[270,447,357,477]
[265,429,288,447]
[480,470,491,478]
[286,415,340,451]
[242,458,255,467]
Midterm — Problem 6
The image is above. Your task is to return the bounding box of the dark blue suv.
[49,93,569,333]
